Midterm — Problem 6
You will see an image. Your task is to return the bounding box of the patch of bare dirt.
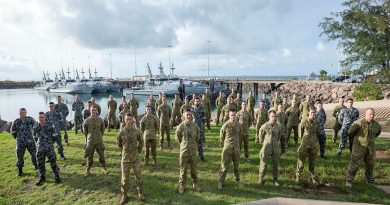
[376,151,390,159]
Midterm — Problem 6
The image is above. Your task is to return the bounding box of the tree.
[319,69,328,80]
[320,0,390,82]
[339,68,352,76]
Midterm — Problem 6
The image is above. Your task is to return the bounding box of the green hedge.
[352,82,383,101]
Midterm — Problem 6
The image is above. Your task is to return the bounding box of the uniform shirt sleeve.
[137,130,143,153]
[220,124,226,146]
[175,124,182,143]
[117,130,123,149]
[348,121,360,137]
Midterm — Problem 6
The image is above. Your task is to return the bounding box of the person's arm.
[83,120,88,139]
[100,119,105,136]
[259,125,266,144]
[117,131,123,149]
[137,130,143,153]
[348,122,359,138]
[220,124,226,146]
[175,125,182,143]
[11,120,17,139]
[64,105,69,117]
[298,121,304,139]
[375,124,382,138]
[338,109,344,125]
[140,117,145,133]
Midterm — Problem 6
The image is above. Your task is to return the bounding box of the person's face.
[283,98,287,103]
[308,110,316,120]
[184,112,193,123]
[195,99,200,106]
[19,109,27,118]
[49,104,55,111]
[291,100,296,106]
[249,91,252,96]
[57,97,62,103]
[277,105,283,112]
[76,95,80,100]
[306,95,310,101]
[38,114,45,124]
[146,107,152,115]
[242,102,247,110]
[91,108,97,116]
[227,97,232,104]
[162,97,167,103]
[109,95,113,100]
[219,92,223,96]
[126,115,134,126]
[269,112,277,124]
[275,92,278,96]
[347,100,353,108]
[365,109,375,123]
[122,97,126,102]
[316,103,323,110]
[259,102,264,108]
[339,98,344,106]
[185,99,189,104]
[229,111,236,122]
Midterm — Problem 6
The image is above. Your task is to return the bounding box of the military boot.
[17,167,23,177]
[54,173,61,184]
[35,176,46,186]
[178,183,185,194]
[192,182,201,192]
[60,154,66,160]
[102,166,109,175]
[86,167,91,176]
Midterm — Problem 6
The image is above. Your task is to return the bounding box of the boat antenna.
[46,71,50,80]
[88,68,92,79]
[94,67,97,78]
[170,62,175,78]
[67,67,71,80]
[76,69,80,80]
[158,61,164,77]
[81,67,85,79]
[146,63,152,78]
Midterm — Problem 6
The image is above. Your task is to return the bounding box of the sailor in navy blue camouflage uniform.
[191,97,206,162]
[72,94,84,134]
[33,112,61,186]
[11,108,38,176]
[337,97,360,156]
[46,102,66,160]
[315,101,327,158]
[55,96,70,144]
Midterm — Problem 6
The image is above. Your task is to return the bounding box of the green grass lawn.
[0,126,389,205]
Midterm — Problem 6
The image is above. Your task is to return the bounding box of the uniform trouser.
[107,112,116,130]
[347,146,375,183]
[205,108,211,130]
[37,146,59,178]
[339,126,354,154]
[74,115,83,133]
[249,108,255,124]
[171,110,181,128]
[259,150,279,181]
[179,153,198,185]
[53,132,64,156]
[16,140,37,169]
[318,133,326,156]
[296,145,317,180]
[86,143,106,168]
[333,121,342,142]
[197,124,205,159]
[239,134,249,158]
[160,124,170,146]
[286,125,299,145]
[144,138,157,162]
[219,148,240,183]
[255,123,262,139]
[216,108,222,126]
[121,160,142,196]
[61,117,68,142]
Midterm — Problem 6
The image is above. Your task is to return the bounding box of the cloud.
[282,48,292,58]
[316,42,325,51]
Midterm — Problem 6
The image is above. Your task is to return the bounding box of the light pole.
[134,49,137,76]
[207,40,211,78]
[168,45,172,68]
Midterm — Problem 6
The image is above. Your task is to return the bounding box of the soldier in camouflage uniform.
[276,104,288,156]
[72,95,84,134]
[255,100,268,142]
[204,88,211,103]
[148,94,156,109]
[271,91,282,111]
[218,110,242,190]
[176,110,201,194]
[140,106,159,165]
[332,98,346,144]
[83,101,93,120]
[299,95,314,121]
[257,110,283,186]
[157,95,172,149]
[189,94,197,106]
[83,106,108,176]
[346,108,381,187]
[55,96,70,144]
[146,98,156,115]
[107,95,117,132]
[118,96,127,113]
[292,93,300,108]
[11,108,38,176]
[191,97,206,161]
[228,88,237,100]
[262,94,271,110]
[285,100,300,146]
[315,101,327,158]
[202,94,211,131]
[246,90,256,122]
[128,94,140,128]
[171,94,183,128]
[33,112,61,186]
[295,108,320,185]
[46,102,66,160]
[90,97,101,116]
[282,97,290,112]
[236,101,252,161]
[119,102,130,129]
[180,97,192,116]
[117,113,145,204]
[221,96,237,123]
[155,93,163,114]
[337,97,360,156]
[215,91,226,126]
[234,93,242,112]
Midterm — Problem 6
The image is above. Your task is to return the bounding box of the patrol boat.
[49,68,94,94]
[35,71,56,91]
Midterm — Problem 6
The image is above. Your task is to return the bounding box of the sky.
[0,0,345,81]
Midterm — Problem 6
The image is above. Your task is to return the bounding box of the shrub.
[352,82,383,101]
